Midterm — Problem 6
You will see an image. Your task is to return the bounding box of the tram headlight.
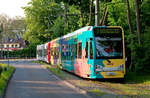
[118,64,124,71]
[96,65,103,71]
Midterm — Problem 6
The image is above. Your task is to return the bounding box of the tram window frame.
[78,42,82,59]
[85,42,88,58]
[90,39,93,59]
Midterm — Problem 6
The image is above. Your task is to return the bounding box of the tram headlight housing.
[118,64,124,71]
[96,65,103,71]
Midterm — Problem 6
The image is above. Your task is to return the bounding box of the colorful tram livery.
[37,26,126,79]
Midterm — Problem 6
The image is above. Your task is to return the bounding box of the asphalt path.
[0,59,90,98]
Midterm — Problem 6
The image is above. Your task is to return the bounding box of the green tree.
[24,0,63,43]
[55,0,90,27]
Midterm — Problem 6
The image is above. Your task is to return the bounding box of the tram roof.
[61,26,93,39]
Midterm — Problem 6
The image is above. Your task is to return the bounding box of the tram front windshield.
[94,28,123,59]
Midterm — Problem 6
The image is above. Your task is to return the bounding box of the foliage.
[55,0,90,26]
[0,64,14,95]
[24,0,150,73]
[130,31,150,73]
[105,0,150,73]
[50,17,65,39]
[2,42,37,58]
[24,0,63,43]
[129,0,150,73]
[0,14,25,40]
[107,0,128,29]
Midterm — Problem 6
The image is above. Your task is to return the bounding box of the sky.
[0,0,31,18]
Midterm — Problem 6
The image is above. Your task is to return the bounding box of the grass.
[124,72,150,97]
[94,71,150,97]
[88,88,107,96]
[32,60,45,64]
[37,61,150,97]
[0,63,14,95]
[125,72,150,83]
[76,81,88,87]
[33,61,65,78]
[43,64,65,78]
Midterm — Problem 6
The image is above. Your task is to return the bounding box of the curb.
[42,65,92,98]
[0,68,16,98]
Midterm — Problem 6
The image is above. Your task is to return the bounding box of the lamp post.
[95,0,99,26]
[7,45,9,69]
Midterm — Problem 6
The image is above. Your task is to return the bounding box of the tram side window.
[67,45,69,60]
[37,50,39,56]
[50,48,51,56]
[56,47,58,59]
[66,45,68,60]
[78,42,82,59]
[61,52,63,59]
[64,45,66,60]
[57,47,59,59]
[85,42,88,58]
[71,44,74,60]
[90,40,93,59]
[75,43,77,58]
[69,45,70,60]
[55,47,57,59]
[39,50,42,57]
[52,47,54,56]
[64,52,66,60]
[53,47,55,58]
[44,49,48,56]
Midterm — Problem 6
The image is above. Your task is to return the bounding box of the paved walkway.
[3,60,89,98]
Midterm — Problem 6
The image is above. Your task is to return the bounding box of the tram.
[37,26,126,79]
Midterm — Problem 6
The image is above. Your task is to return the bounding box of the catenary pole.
[0,23,4,58]
[95,0,99,26]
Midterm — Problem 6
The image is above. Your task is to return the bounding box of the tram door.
[88,38,94,77]
[82,38,93,78]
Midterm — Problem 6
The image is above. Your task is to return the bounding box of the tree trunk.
[99,6,108,26]
[135,0,141,45]
[64,4,68,25]
[87,0,94,26]
[126,0,134,71]
[80,9,84,27]
[126,0,133,38]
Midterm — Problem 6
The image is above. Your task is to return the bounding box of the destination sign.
[95,28,121,34]
[94,28,122,37]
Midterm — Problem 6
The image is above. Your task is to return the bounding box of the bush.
[0,66,14,95]
[2,43,37,59]
[0,67,2,75]
[128,31,150,73]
